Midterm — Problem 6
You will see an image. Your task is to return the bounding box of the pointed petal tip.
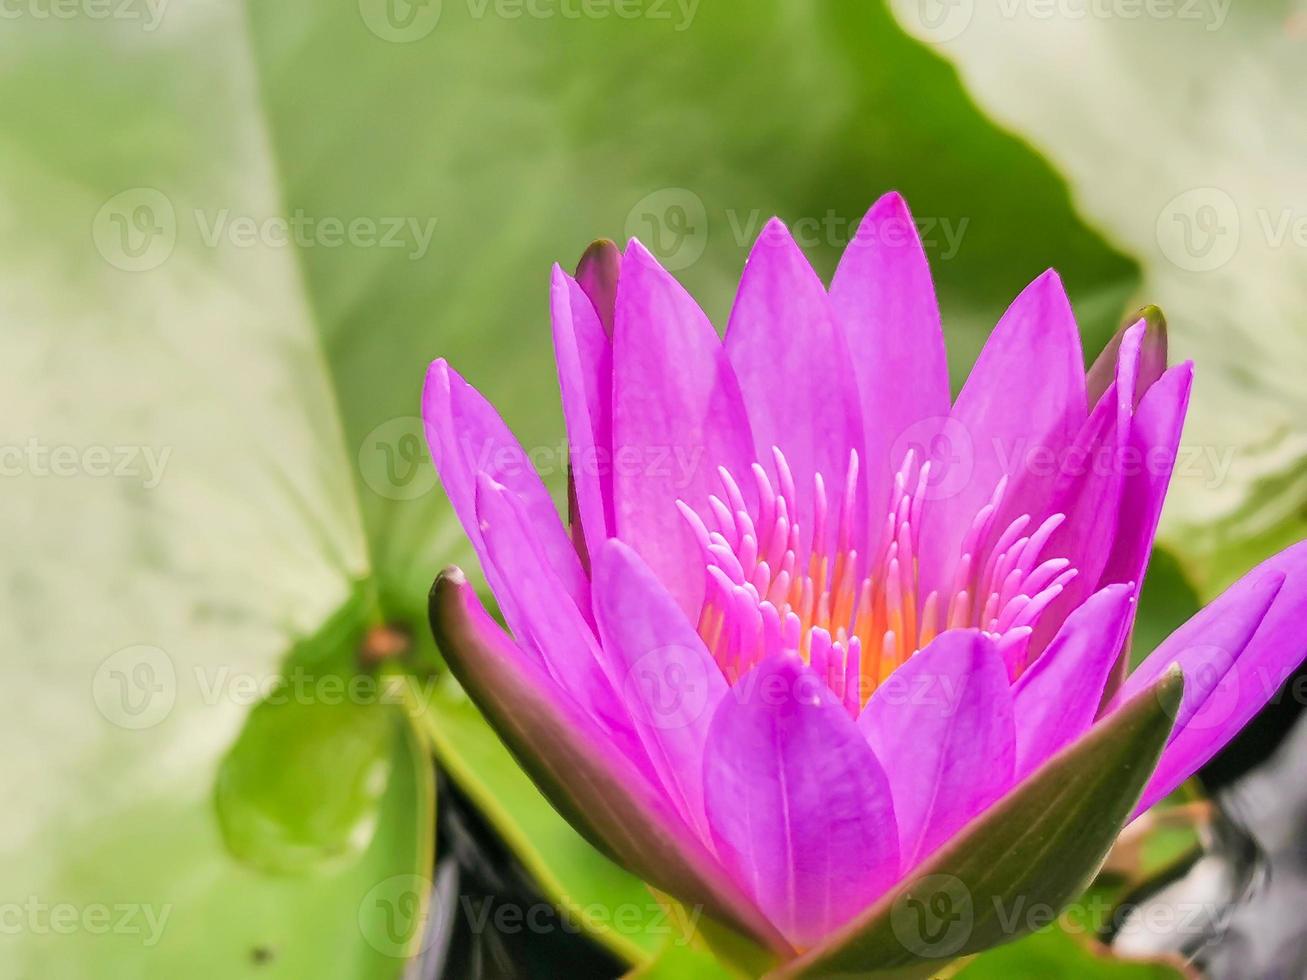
[869,189,910,220]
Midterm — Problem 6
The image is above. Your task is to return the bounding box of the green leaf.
[890,1,1307,598]
[625,939,744,979]
[957,924,1190,979]
[772,672,1183,978]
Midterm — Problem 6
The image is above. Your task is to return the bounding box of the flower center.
[679,447,1077,714]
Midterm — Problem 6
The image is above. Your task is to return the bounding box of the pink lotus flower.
[423,193,1307,969]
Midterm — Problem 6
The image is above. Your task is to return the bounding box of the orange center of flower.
[679,447,1076,712]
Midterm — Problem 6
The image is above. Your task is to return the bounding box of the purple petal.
[829,192,950,519]
[1012,585,1135,778]
[551,265,614,558]
[726,218,866,555]
[611,240,756,618]
[1086,307,1167,410]
[592,539,728,841]
[1122,542,1307,813]
[703,653,899,948]
[422,360,588,611]
[858,630,1016,869]
[474,475,650,770]
[922,271,1086,596]
[1101,365,1192,594]
[428,569,790,952]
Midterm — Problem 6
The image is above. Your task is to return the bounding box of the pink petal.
[474,476,649,770]
[726,219,866,554]
[612,240,755,618]
[1086,309,1167,410]
[1122,542,1307,813]
[422,360,588,612]
[551,265,614,557]
[592,539,728,841]
[858,630,1016,869]
[703,653,899,948]
[1012,585,1135,778]
[922,271,1086,596]
[1101,365,1192,593]
[829,192,950,518]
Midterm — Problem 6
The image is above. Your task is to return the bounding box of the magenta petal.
[726,219,866,554]
[474,476,654,771]
[1087,308,1167,410]
[593,539,728,840]
[829,192,950,518]
[429,570,790,952]
[1100,363,1194,603]
[612,240,755,618]
[703,653,899,948]
[859,630,1016,869]
[551,265,615,556]
[422,360,588,611]
[923,271,1086,594]
[1121,545,1307,813]
[1012,585,1135,778]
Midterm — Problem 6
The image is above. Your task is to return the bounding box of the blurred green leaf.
[891,1,1307,598]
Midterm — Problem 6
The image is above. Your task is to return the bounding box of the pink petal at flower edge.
[611,240,756,619]
[1120,544,1307,814]
[703,653,899,949]
[859,629,1016,870]
[551,265,614,558]
[423,359,589,612]
[474,475,649,771]
[592,539,728,841]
